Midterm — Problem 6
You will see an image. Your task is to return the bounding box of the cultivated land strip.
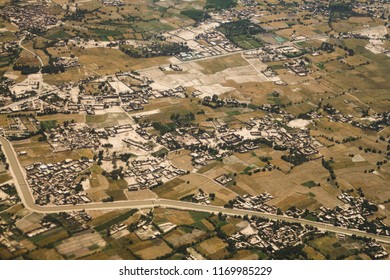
[1,136,390,244]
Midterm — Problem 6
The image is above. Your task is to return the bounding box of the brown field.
[229,249,259,260]
[196,161,224,174]
[153,173,237,205]
[129,238,172,259]
[222,80,297,106]
[276,192,322,211]
[164,227,206,247]
[0,171,11,184]
[14,50,41,67]
[196,54,249,75]
[27,248,65,260]
[15,212,43,232]
[220,223,237,236]
[124,189,157,200]
[345,253,371,260]
[168,150,194,171]
[71,47,169,76]
[0,247,13,259]
[13,135,94,166]
[43,67,86,85]
[56,231,107,259]
[303,245,325,260]
[88,164,108,189]
[31,227,69,247]
[308,234,361,259]
[36,113,86,124]
[86,112,132,128]
[88,209,131,227]
[234,160,341,210]
[153,208,195,225]
[196,236,228,259]
[80,251,122,260]
[142,98,200,125]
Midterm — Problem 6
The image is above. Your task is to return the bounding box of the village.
[25,158,93,206]
[0,0,389,262]
[0,5,58,33]
[228,218,318,252]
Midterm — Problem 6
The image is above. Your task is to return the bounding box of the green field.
[206,0,237,10]
[94,209,138,232]
[301,181,318,188]
[88,28,124,41]
[181,9,209,22]
[30,227,69,247]
[40,120,58,131]
[230,35,263,49]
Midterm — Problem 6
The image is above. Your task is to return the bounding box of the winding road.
[18,36,44,67]
[1,136,390,244]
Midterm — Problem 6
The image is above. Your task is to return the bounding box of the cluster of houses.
[285,59,310,77]
[227,193,276,214]
[45,124,101,152]
[126,158,187,191]
[100,0,124,6]
[324,103,387,132]
[25,218,58,238]
[256,45,304,63]
[1,67,187,116]
[257,45,290,62]
[159,64,182,72]
[0,218,25,253]
[0,5,58,32]
[195,31,241,53]
[239,0,259,7]
[0,40,19,65]
[214,174,233,185]
[0,183,19,210]
[78,73,185,113]
[25,158,93,206]
[154,110,322,169]
[228,219,317,252]
[324,103,354,124]
[199,112,321,163]
[1,115,39,140]
[364,241,389,259]
[315,193,390,236]
[181,189,213,205]
[122,137,151,152]
[209,5,260,22]
[163,9,264,62]
[57,211,92,233]
[53,57,80,69]
[131,211,161,240]
[299,0,388,19]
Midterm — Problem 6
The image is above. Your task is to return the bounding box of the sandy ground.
[56,231,107,258]
[352,154,366,162]
[141,56,276,97]
[288,119,312,128]
[124,189,157,200]
[128,109,161,117]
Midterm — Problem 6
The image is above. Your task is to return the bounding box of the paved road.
[1,136,390,244]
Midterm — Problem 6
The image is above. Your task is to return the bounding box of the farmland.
[0,0,389,262]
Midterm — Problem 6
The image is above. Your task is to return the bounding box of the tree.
[74,183,83,193]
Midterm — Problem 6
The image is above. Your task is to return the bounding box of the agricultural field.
[196,236,229,259]
[0,0,389,263]
[307,234,363,260]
